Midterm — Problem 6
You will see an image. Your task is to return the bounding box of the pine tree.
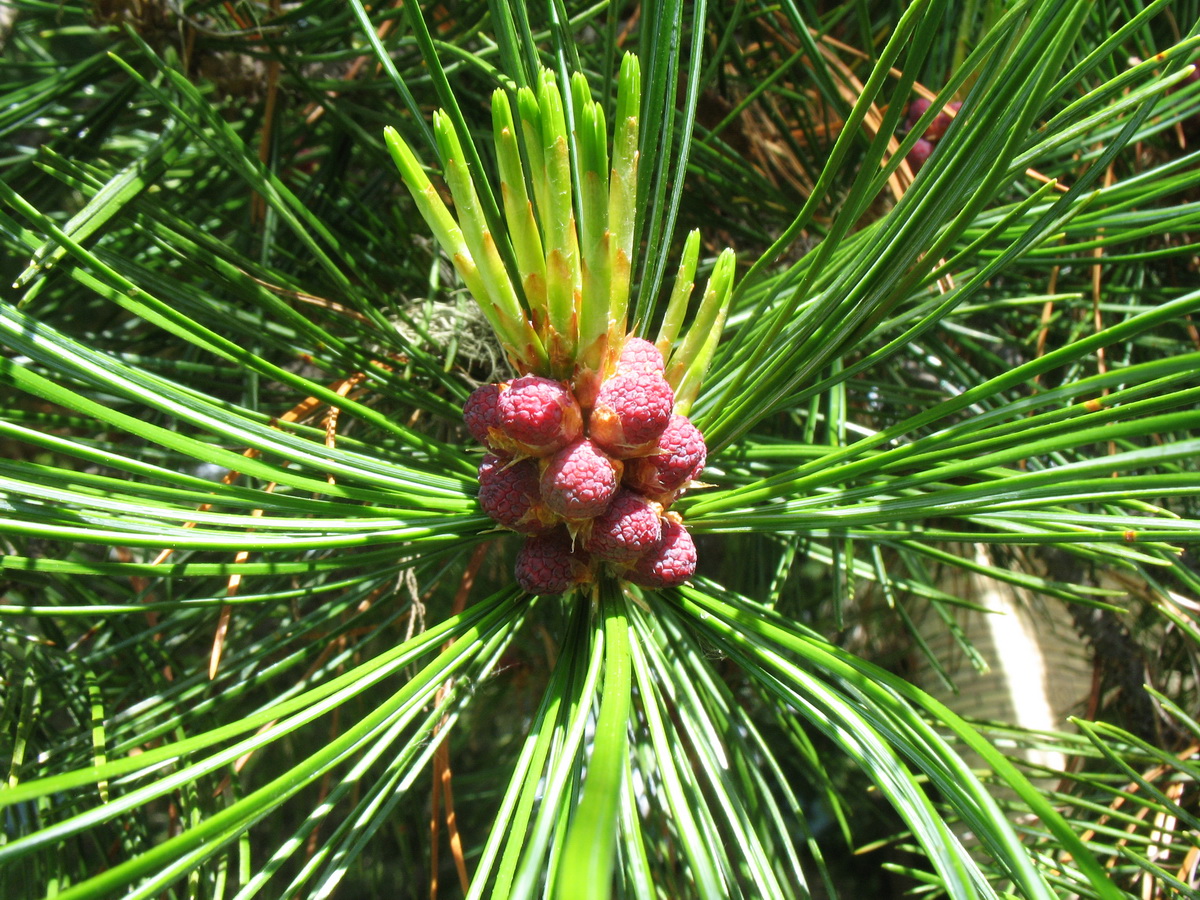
[2,1,1199,897]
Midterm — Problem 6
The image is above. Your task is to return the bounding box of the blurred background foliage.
[2,0,1200,897]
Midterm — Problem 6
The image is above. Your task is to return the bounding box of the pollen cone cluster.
[468,338,705,595]
[387,56,735,597]
[904,98,961,173]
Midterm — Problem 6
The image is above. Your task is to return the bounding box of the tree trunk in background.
[916,545,1094,777]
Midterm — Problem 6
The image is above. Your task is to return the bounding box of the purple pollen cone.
[462,359,704,589]
[463,382,504,450]
[624,414,706,497]
[924,101,961,142]
[540,439,621,520]
[515,531,591,595]
[497,375,582,456]
[905,97,932,127]
[617,336,665,374]
[907,138,933,173]
[585,490,662,563]
[589,372,674,458]
[627,518,697,589]
[478,454,553,534]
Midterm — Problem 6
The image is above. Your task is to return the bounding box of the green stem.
[608,53,641,336]
[554,584,631,899]
[538,69,583,375]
